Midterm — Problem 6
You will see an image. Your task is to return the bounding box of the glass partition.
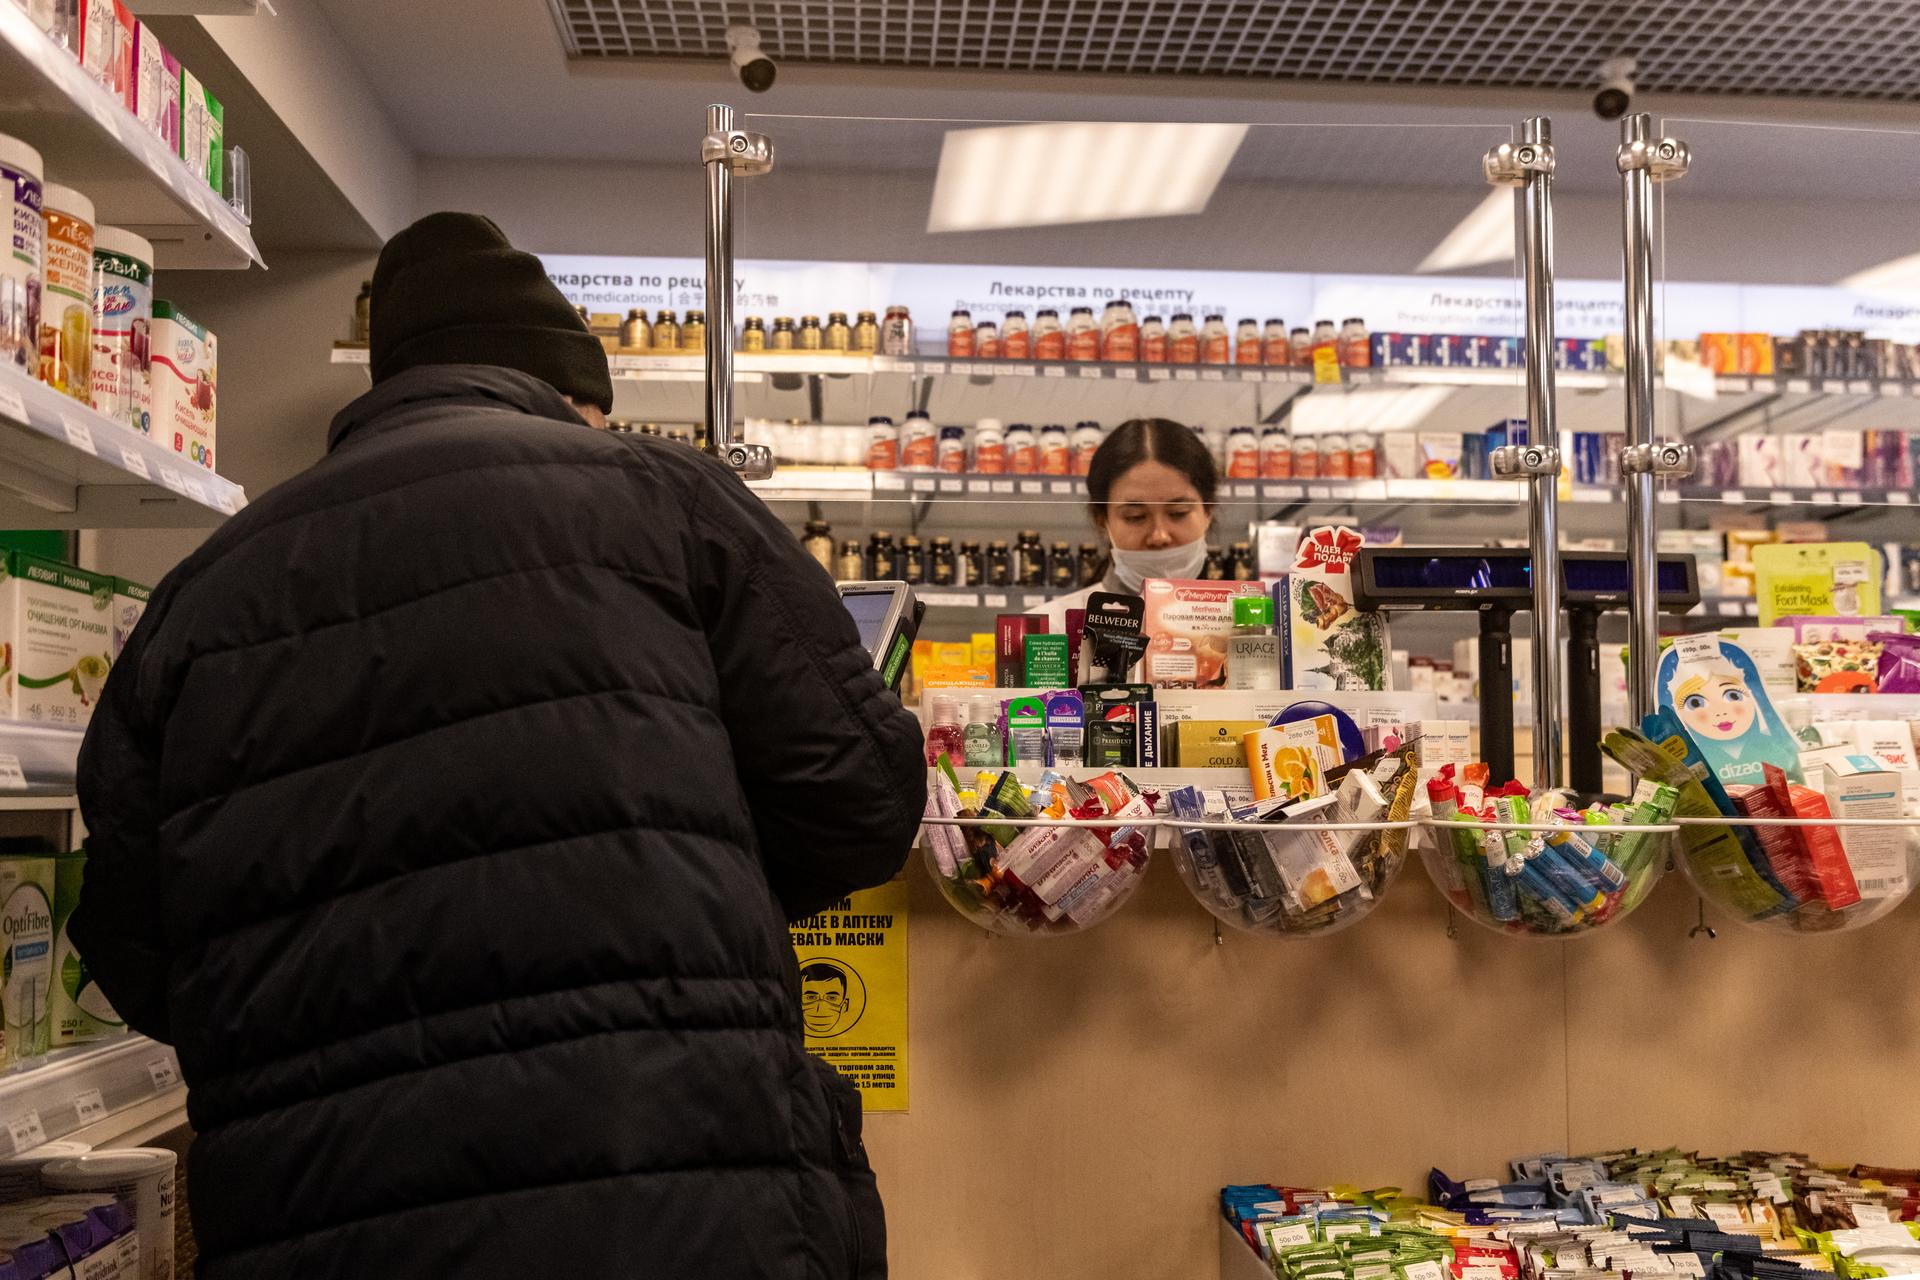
[640,112,1574,732]
[1648,116,1920,931]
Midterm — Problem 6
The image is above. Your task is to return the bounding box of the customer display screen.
[1367,553,1533,594]
[1562,556,1695,599]
[841,588,899,657]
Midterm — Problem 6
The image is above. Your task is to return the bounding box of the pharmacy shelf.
[128,0,261,14]
[913,589,1059,611]
[0,1037,184,1157]
[1677,485,1917,509]
[0,723,87,797]
[750,470,1556,508]
[0,4,261,270]
[0,367,245,527]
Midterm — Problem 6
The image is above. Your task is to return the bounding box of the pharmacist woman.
[1037,416,1219,631]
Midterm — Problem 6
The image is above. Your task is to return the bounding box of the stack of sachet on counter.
[1227,1149,1920,1280]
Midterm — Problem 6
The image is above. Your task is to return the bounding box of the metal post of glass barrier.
[1616,114,1693,723]
[702,104,775,479]
[1486,118,1563,789]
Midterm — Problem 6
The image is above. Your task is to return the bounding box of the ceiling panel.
[546,0,1920,102]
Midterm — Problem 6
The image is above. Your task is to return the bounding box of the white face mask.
[1108,538,1210,592]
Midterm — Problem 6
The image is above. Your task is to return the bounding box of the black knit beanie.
[369,212,614,412]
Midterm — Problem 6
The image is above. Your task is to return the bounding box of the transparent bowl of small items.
[1674,814,1920,934]
[1165,744,1423,939]
[920,767,1155,936]
[1416,811,1674,938]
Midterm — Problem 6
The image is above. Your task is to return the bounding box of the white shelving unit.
[0,4,261,270]
[0,723,87,797]
[0,1037,186,1157]
[0,366,245,528]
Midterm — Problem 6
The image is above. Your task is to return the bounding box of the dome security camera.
[1594,57,1636,120]
[728,25,776,93]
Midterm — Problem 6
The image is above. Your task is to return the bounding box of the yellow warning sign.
[789,880,907,1111]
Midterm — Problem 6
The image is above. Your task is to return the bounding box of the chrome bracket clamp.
[703,129,775,175]
[1483,139,1555,187]
[1616,135,1690,182]
[1490,442,1561,479]
[1620,440,1696,478]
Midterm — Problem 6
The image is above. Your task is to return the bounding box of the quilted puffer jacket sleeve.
[71,585,174,1043]
[683,457,928,920]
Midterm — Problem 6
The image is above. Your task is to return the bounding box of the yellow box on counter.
[1169,719,1268,769]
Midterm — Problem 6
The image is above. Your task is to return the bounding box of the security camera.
[1593,57,1635,120]
[728,25,776,93]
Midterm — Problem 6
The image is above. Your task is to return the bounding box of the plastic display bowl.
[1674,816,1920,934]
[921,816,1152,936]
[1416,819,1673,938]
[1169,818,1417,938]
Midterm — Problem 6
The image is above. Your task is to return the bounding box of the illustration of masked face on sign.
[798,960,866,1038]
[1657,635,1802,787]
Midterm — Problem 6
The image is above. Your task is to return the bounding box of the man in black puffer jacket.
[72,212,926,1278]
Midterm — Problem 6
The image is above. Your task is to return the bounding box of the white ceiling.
[549,0,1920,102]
[311,0,1920,205]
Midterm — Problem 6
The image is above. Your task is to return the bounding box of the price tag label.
[5,1111,43,1154]
[1006,364,1035,377]
[1786,378,1812,394]
[1047,481,1075,495]
[1199,369,1225,382]
[990,480,1014,494]
[1719,489,1746,504]
[1890,381,1911,397]
[1890,491,1912,505]
[938,479,963,493]
[1230,484,1258,500]
[1018,480,1043,494]
[1237,369,1264,383]
[1721,377,1750,393]
[1290,370,1314,384]
[1841,492,1862,505]
[1042,365,1067,379]
[909,477,936,494]
[1308,485,1333,500]
[982,593,1009,609]
[157,469,188,495]
[213,489,238,515]
[147,1058,180,1091]
[1074,364,1102,378]
[873,473,905,492]
[60,416,96,455]
[1812,491,1836,506]
[0,755,25,792]
[965,479,991,494]
[1717,601,1742,617]
[1658,490,1680,505]
[1173,369,1198,382]
[1268,484,1304,500]
[1848,379,1873,395]
[1146,368,1171,382]
[1768,490,1793,505]
[119,447,150,480]
[0,381,25,425]
[72,1090,106,1125]
[183,479,208,504]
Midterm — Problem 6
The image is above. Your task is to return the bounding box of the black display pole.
[1478,602,1516,787]
[1566,606,1603,796]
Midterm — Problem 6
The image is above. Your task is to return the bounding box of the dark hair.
[1087,418,1219,515]
[799,963,846,992]
[1082,419,1218,584]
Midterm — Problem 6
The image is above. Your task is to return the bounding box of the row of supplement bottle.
[799,524,1262,588]
[867,415,1104,474]
[946,304,1373,369]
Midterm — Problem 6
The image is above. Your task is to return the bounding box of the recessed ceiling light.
[1417,189,1515,274]
[927,121,1248,234]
